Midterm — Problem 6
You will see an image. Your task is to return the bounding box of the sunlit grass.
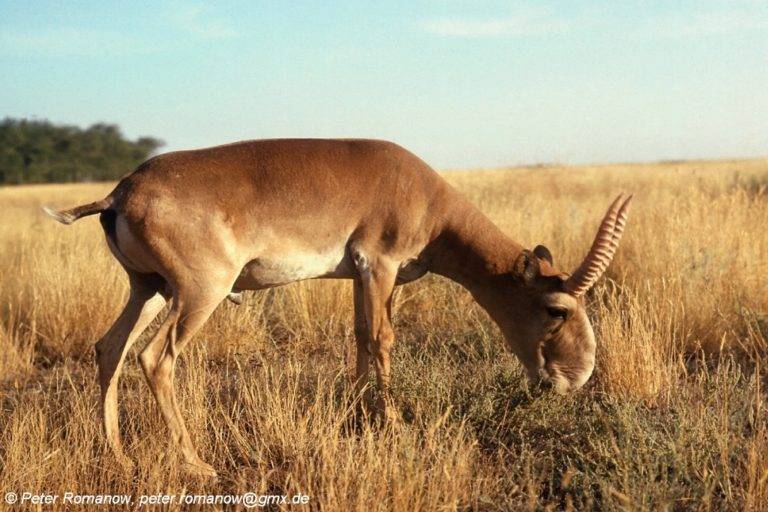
[1,159,766,510]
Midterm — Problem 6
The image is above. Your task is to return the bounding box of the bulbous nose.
[530,368,573,394]
[528,369,555,392]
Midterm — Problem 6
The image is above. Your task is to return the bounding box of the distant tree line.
[0,118,163,184]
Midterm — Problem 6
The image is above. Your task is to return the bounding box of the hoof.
[227,292,243,305]
[114,455,136,474]
[183,460,218,480]
[375,400,402,425]
[382,409,402,425]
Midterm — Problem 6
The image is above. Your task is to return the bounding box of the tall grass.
[1,159,766,510]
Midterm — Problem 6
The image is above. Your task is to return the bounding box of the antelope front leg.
[356,254,400,423]
[351,280,372,401]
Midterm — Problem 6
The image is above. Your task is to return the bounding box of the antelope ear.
[533,244,553,265]
[513,250,540,283]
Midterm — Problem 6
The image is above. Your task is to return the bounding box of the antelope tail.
[42,196,114,225]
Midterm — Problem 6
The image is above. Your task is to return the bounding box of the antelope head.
[477,194,633,393]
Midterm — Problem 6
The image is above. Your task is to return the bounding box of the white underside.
[234,245,350,289]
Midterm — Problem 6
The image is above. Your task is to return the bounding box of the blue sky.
[1,1,767,168]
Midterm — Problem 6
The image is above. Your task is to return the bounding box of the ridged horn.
[563,194,633,297]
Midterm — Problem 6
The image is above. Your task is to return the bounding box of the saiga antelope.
[44,139,631,478]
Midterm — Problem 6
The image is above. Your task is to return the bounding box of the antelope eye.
[546,306,568,319]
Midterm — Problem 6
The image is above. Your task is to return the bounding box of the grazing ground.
[0,159,766,511]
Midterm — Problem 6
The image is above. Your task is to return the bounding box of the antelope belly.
[234,247,351,289]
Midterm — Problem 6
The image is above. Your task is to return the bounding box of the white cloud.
[168,2,238,40]
[0,3,238,58]
[649,4,768,37]
[420,8,569,38]
[0,27,152,57]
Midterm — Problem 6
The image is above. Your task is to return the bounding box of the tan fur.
[44,138,629,478]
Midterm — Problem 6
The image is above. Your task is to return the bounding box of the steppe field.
[1,159,767,511]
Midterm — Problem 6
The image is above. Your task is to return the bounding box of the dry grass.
[1,159,766,510]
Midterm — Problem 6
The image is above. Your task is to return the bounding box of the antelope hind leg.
[139,283,229,478]
[95,274,167,469]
